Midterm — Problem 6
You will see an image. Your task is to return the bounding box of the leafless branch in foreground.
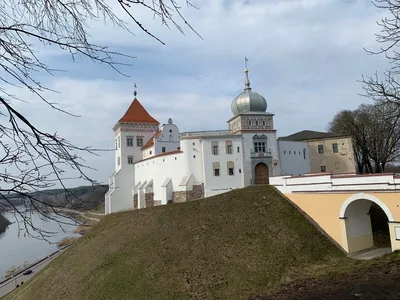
[0,0,199,240]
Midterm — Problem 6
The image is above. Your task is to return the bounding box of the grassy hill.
[7,186,358,300]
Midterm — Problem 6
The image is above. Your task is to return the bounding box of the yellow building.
[279,130,356,174]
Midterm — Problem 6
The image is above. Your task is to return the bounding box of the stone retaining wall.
[145,192,154,208]
[172,184,205,203]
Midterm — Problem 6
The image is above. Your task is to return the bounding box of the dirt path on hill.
[56,208,100,222]
[251,259,400,300]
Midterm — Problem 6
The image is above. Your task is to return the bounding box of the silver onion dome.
[231,59,267,116]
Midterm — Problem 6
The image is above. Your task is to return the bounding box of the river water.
[0,209,79,279]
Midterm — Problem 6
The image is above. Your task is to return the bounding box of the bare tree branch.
[0,0,199,240]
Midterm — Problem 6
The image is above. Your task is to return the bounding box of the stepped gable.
[119,98,159,124]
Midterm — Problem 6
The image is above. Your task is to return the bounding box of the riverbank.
[0,210,79,280]
[0,214,11,235]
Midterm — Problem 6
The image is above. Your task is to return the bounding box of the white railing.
[180,130,230,138]
[270,173,400,194]
[251,151,272,158]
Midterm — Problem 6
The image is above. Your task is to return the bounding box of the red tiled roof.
[141,130,162,150]
[119,98,159,124]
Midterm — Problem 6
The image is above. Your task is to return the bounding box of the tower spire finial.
[133,83,137,98]
[244,56,251,90]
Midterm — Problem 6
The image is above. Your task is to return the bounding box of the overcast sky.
[6,0,391,188]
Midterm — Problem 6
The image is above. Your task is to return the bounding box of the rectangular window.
[320,165,326,172]
[127,136,133,147]
[332,143,338,153]
[226,144,232,154]
[227,161,234,176]
[211,141,219,155]
[303,149,306,160]
[318,144,324,154]
[117,156,120,166]
[237,146,240,153]
[213,162,220,176]
[162,147,166,153]
[137,137,143,147]
[254,142,266,153]
[115,139,117,150]
[213,146,218,155]
[127,156,133,164]
[118,136,121,148]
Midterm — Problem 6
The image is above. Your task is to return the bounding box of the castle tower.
[113,85,159,171]
[105,85,159,214]
[227,58,280,185]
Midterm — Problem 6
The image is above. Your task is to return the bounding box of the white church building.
[105,65,281,214]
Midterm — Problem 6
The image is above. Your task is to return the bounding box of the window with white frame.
[127,156,133,164]
[127,136,133,147]
[225,140,233,154]
[118,136,121,148]
[213,162,220,176]
[254,142,266,153]
[137,137,143,147]
[252,134,267,153]
[318,144,324,154]
[211,141,219,155]
[227,161,234,176]
[332,143,338,153]
[117,156,120,166]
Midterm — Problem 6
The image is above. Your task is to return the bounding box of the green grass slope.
[7,186,351,300]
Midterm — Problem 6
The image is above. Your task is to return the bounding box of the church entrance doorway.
[254,163,269,185]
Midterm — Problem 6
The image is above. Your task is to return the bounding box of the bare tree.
[0,0,199,239]
[363,101,400,171]
[361,0,400,106]
[328,102,400,174]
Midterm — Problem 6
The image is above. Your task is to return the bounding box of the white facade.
[200,135,244,197]
[106,66,285,214]
[142,120,181,159]
[278,140,311,176]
